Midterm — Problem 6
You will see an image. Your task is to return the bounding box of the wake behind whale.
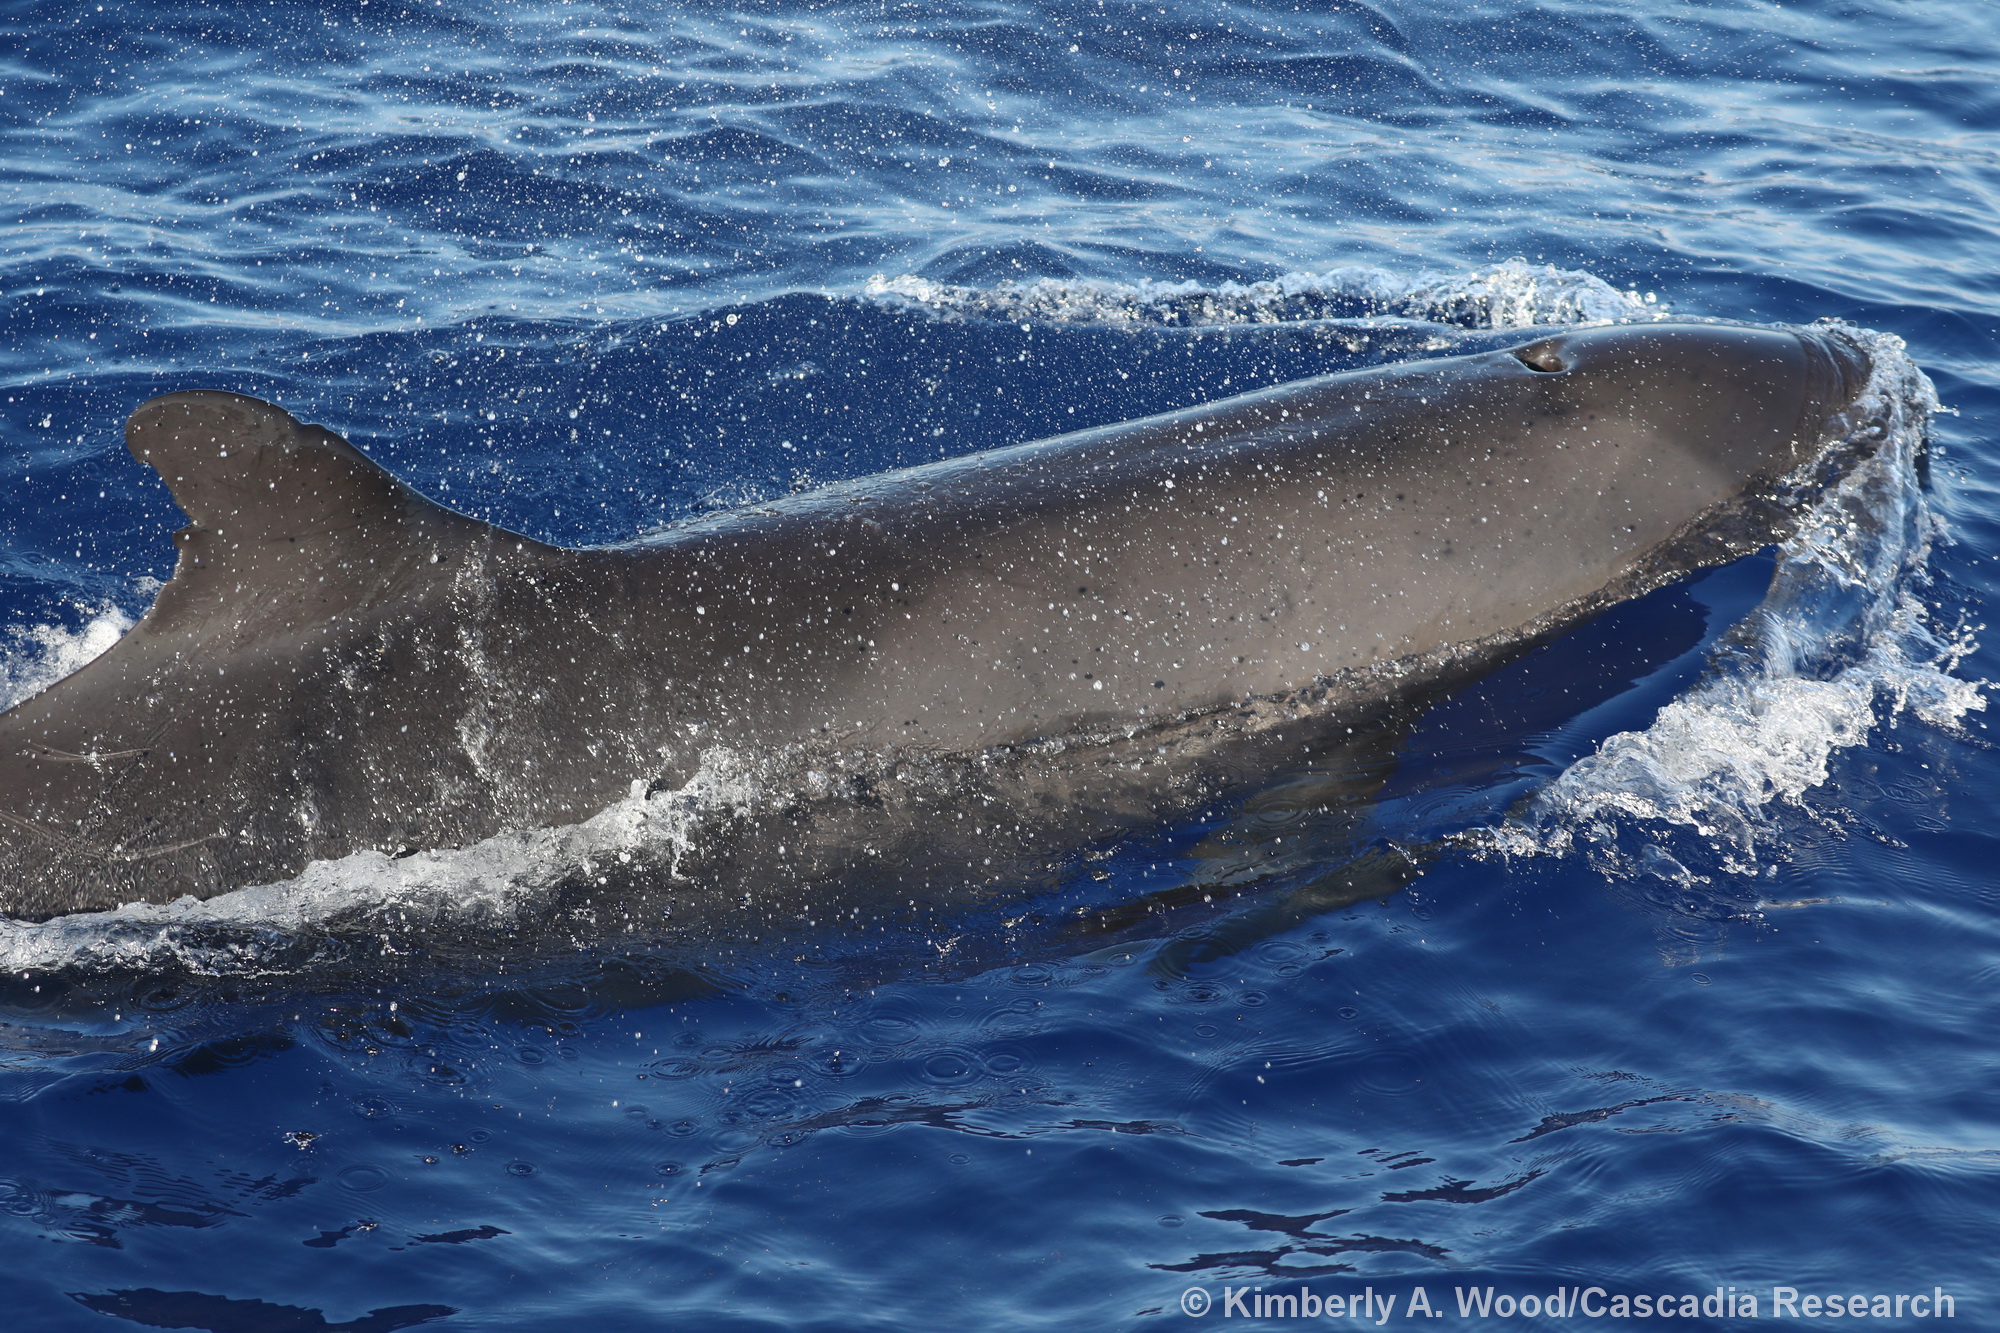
[0,307,1958,979]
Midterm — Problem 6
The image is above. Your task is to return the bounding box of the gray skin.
[0,323,1873,920]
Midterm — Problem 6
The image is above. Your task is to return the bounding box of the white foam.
[865,259,1663,330]
[0,747,765,974]
[0,600,138,712]
[1474,325,1983,873]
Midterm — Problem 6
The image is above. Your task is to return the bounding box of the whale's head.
[1498,321,1878,491]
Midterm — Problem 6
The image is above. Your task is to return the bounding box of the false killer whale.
[0,322,1875,920]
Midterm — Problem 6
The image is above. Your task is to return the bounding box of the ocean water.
[3,0,1998,1328]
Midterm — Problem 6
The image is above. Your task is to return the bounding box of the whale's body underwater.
[0,323,1875,920]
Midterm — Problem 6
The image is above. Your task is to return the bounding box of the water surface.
[2,0,1998,1328]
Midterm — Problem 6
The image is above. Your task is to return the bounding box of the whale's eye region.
[1512,340,1570,373]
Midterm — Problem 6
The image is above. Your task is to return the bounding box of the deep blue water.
[3,0,1999,1329]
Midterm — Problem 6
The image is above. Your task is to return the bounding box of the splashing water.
[0,602,138,713]
[0,745,769,975]
[866,259,1663,330]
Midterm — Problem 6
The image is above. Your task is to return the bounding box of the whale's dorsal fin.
[124,391,512,630]
[125,391,477,549]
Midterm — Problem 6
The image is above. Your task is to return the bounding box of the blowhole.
[1513,340,1568,373]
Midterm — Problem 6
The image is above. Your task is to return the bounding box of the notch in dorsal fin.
[125,390,481,552]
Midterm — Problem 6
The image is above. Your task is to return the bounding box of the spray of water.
[865,258,1663,330]
[0,603,138,714]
